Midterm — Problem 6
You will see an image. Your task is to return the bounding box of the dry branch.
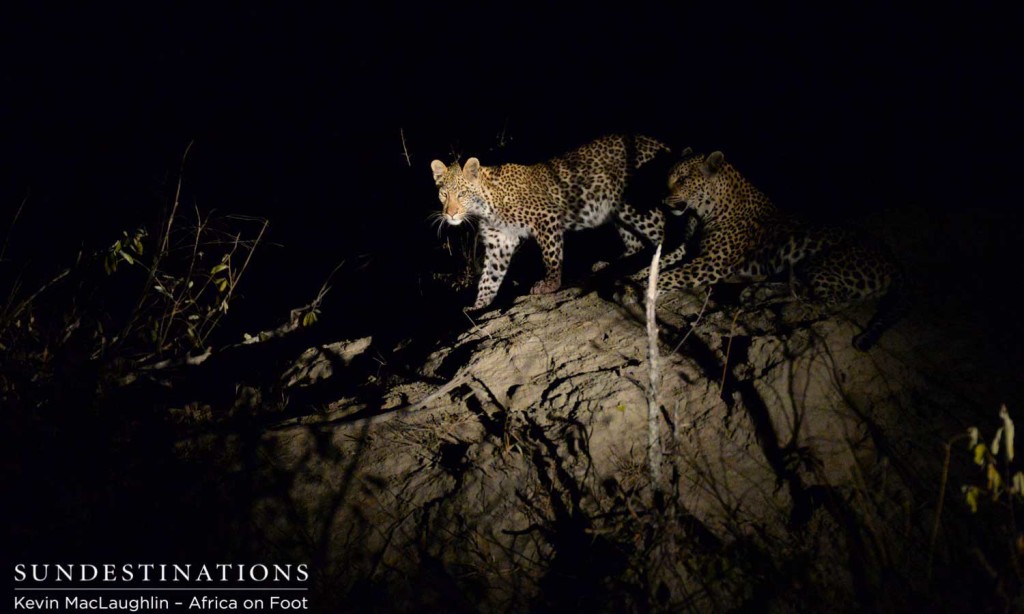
[646,243,663,488]
[671,287,712,354]
[1,192,29,265]
[399,128,412,167]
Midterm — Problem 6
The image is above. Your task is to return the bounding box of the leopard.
[431,134,671,310]
[651,149,908,351]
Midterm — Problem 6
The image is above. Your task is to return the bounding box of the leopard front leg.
[469,226,523,310]
[631,242,690,282]
[616,203,665,257]
[625,205,698,280]
[653,225,757,291]
[656,256,730,291]
[530,222,565,295]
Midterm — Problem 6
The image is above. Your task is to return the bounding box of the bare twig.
[307,259,345,309]
[646,243,663,488]
[161,141,194,256]
[928,431,970,581]
[718,307,743,393]
[496,119,512,149]
[462,308,493,340]
[219,220,268,307]
[399,128,412,167]
[5,268,70,324]
[0,192,29,264]
[671,287,713,353]
[118,141,194,349]
[197,218,269,343]
[248,259,347,342]
[157,206,208,352]
[183,204,207,295]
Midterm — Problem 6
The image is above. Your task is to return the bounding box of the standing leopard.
[653,150,908,351]
[431,135,669,310]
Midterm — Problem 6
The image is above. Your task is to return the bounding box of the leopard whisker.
[433,217,448,238]
[427,211,451,238]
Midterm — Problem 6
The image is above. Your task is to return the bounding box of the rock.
[187,283,944,611]
[282,336,373,389]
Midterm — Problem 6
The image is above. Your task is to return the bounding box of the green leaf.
[974,443,988,467]
[119,251,134,265]
[1012,472,1024,496]
[217,279,229,293]
[210,263,229,275]
[964,486,980,513]
[302,311,318,327]
[999,404,1015,462]
[988,463,1003,496]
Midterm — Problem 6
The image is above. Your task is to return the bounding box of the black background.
[3,4,1019,281]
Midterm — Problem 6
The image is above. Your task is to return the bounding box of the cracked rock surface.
[174,253,997,611]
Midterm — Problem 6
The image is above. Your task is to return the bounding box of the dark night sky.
[1,4,1021,325]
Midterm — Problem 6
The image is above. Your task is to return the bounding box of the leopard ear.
[430,160,448,183]
[679,146,694,158]
[463,157,481,181]
[703,151,725,176]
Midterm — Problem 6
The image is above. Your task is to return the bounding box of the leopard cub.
[654,150,907,351]
[431,135,668,310]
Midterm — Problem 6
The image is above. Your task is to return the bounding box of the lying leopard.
[653,150,907,351]
[431,135,670,310]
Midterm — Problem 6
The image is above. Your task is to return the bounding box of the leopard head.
[664,150,727,220]
[430,158,485,226]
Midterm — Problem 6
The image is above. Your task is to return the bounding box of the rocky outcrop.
[176,275,964,611]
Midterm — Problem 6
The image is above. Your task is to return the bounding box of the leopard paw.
[530,278,561,295]
[630,268,649,282]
